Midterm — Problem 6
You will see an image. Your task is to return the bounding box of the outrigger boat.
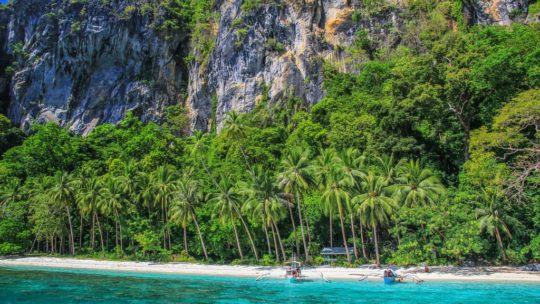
[285,256,304,283]
[383,268,401,284]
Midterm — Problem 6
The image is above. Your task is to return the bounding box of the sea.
[1,266,540,303]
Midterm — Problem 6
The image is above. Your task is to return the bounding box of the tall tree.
[49,172,77,255]
[353,172,398,266]
[475,188,519,263]
[241,166,289,262]
[336,148,366,259]
[210,176,259,261]
[222,111,253,174]
[75,176,105,251]
[170,173,208,260]
[313,149,337,248]
[395,159,445,207]
[277,148,314,261]
[98,175,128,251]
[321,164,354,264]
[144,166,179,250]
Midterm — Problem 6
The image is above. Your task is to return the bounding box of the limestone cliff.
[0,0,535,134]
[1,0,187,135]
[188,0,402,130]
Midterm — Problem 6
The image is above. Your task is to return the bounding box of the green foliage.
[0,114,25,156]
[0,3,538,267]
[264,38,285,54]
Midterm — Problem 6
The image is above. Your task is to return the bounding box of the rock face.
[1,0,187,135]
[0,0,535,134]
[188,0,402,131]
[464,0,529,25]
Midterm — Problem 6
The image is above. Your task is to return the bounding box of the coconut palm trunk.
[114,209,123,251]
[360,223,367,259]
[373,224,380,266]
[183,226,188,254]
[337,202,351,263]
[272,219,287,262]
[350,213,359,259]
[237,211,259,261]
[287,203,300,256]
[495,227,508,263]
[329,214,333,247]
[295,192,309,261]
[232,223,244,259]
[191,213,208,260]
[263,215,272,255]
[96,213,105,252]
[270,223,280,262]
[91,213,96,250]
[65,206,75,255]
[79,214,84,250]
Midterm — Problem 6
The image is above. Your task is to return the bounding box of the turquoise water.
[1,266,540,303]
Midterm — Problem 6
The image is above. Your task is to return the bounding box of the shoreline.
[1,257,540,283]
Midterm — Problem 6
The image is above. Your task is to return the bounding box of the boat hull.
[384,276,396,284]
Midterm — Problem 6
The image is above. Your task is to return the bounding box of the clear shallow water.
[1,266,540,303]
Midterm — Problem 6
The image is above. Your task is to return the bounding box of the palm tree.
[75,176,105,251]
[170,173,209,260]
[191,131,220,189]
[119,160,144,209]
[336,148,366,260]
[144,166,179,250]
[277,148,314,261]
[0,178,22,214]
[321,165,354,264]
[313,149,336,247]
[98,175,128,251]
[394,159,445,207]
[376,155,401,184]
[222,111,253,174]
[476,188,519,263]
[240,166,289,262]
[210,176,259,261]
[49,172,77,255]
[353,172,398,266]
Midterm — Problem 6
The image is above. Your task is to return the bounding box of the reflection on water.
[1,266,540,303]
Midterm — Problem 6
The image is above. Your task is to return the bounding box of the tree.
[98,175,128,251]
[0,178,22,214]
[395,159,445,207]
[210,175,259,261]
[353,172,398,266]
[277,148,314,261]
[221,111,253,174]
[313,149,337,247]
[240,166,289,262]
[75,175,105,251]
[49,172,77,255]
[336,148,366,259]
[0,114,24,156]
[143,166,179,250]
[475,188,519,263]
[321,164,354,264]
[170,172,209,260]
[469,88,540,201]
[190,131,220,188]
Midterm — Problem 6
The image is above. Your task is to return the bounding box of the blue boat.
[383,269,398,284]
[383,276,396,284]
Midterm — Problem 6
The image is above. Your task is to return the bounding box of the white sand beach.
[2,257,540,283]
